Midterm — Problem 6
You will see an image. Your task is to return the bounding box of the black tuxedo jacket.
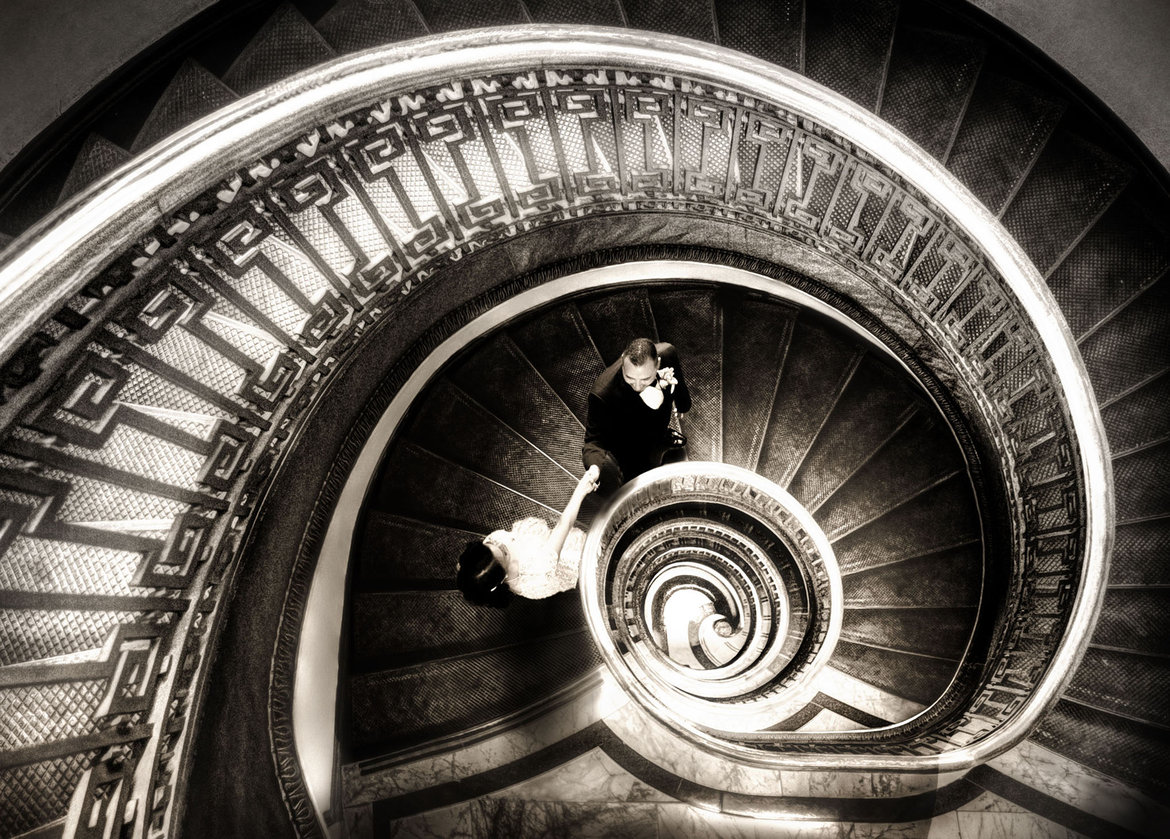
[582,342,691,475]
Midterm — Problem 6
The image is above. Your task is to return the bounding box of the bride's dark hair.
[456,540,513,609]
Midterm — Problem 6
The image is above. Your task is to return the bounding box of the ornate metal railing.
[0,27,1109,837]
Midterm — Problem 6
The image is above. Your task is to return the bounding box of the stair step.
[842,543,982,608]
[830,473,981,575]
[649,287,721,462]
[523,0,626,26]
[1110,518,1170,586]
[1001,130,1132,274]
[621,0,718,42]
[839,606,973,661]
[719,293,797,471]
[1032,700,1169,800]
[448,333,585,475]
[879,26,985,160]
[370,441,551,532]
[714,0,804,70]
[313,0,429,54]
[130,59,238,154]
[1102,372,1170,456]
[1066,647,1170,727]
[1046,181,1170,339]
[57,134,131,202]
[1091,588,1170,657]
[576,287,658,364]
[348,632,600,758]
[756,315,862,487]
[508,302,604,426]
[222,4,336,96]
[405,378,577,511]
[1079,274,1170,406]
[357,513,482,590]
[945,73,1064,213]
[804,0,899,112]
[409,0,530,32]
[815,410,965,539]
[351,589,586,669]
[787,354,920,510]
[830,639,960,707]
[1113,439,1170,522]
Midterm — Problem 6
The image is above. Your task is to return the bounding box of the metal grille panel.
[0,753,90,837]
[0,611,133,667]
[0,680,106,749]
[0,537,140,597]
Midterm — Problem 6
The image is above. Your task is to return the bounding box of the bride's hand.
[580,465,601,493]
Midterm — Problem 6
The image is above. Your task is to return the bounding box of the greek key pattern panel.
[0,67,1084,835]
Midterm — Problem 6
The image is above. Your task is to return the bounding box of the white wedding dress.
[485,517,587,599]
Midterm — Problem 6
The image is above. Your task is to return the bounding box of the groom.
[583,338,691,496]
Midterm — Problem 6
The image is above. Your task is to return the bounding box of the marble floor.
[342,671,1164,839]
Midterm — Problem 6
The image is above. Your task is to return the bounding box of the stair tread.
[1102,370,1170,456]
[348,632,600,758]
[649,287,721,462]
[577,287,658,365]
[946,72,1064,214]
[756,315,862,487]
[351,588,586,669]
[621,0,718,42]
[1113,439,1170,522]
[447,333,586,475]
[523,0,626,26]
[357,512,482,590]
[131,59,238,154]
[1091,588,1170,656]
[842,544,982,608]
[804,0,899,112]
[879,26,985,160]
[1002,129,1132,275]
[509,303,605,426]
[714,0,804,70]
[815,409,967,539]
[788,353,921,510]
[1109,518,1170,586]
[839,606,975,662]
[1032,700,1170,799]
[1079,276,1170,406]
[222,4,337,96]
[1046,180,1170,339]
[406,378,577,511]
[1066,647,1170,728]
[409,0,530,32]
[57,134,132,202]
[831,639,960,707]
[830,474,981,575]
[720,293,798,471]
[314,0,429,53]
[371,440,551,532]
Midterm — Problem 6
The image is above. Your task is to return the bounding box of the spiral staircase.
[0,2,1166,838]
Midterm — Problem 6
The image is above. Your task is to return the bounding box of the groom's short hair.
[622,338,658,366]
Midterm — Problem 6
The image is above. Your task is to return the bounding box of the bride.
[456,465,600,607]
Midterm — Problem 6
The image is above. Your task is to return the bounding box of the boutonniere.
[639,366,677,409]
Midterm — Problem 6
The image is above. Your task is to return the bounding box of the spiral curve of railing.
[0,27,1111,838]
